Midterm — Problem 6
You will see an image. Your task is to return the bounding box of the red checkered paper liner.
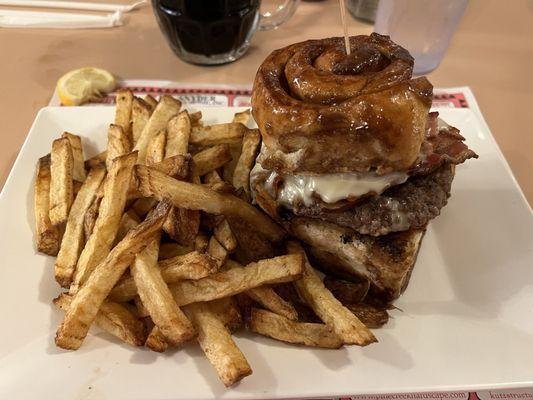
[337,390,533,400]
[49,80,472,110]
[47,80,532,399]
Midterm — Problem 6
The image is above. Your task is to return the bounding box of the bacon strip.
[409,112,478,176]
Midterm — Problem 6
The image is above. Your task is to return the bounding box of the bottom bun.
[291,217,426,302]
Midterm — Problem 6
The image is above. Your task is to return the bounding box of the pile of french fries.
[33,90,387,388]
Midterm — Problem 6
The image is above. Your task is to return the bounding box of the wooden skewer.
[339,0,351,55]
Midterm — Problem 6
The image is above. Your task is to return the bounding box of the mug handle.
[258,0,300,30]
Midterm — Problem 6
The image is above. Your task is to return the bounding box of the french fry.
[159,250,218,279]
[274,282,305,306]
[189,110,202,126]
[214,218,237,252]
[223,108,250,184]
[131,198,158,218]
[146,297,242,353]
[134,296,150,317]
[83,196,100,240]
[200,213,219,231]
[164,112,197,243]
[192,171,201,184]
[49,137,74,226]
[110,251,218,302]
[71,152,137,294]
[34,154,61,255]
[144,94,158,111]
[193,144,232,176]
[222,143,242,185]
[204,170,236,194]
[146,130,166,166]
[114,209,141,245]
[225,260,298,321]
[145,326,169,352]
[130,154,192,217]
[323,276,370,305]
[132,97,151,145]
[131,235,196,345]
[114,90,133,137]
[106,124,132,170]
[248,308,343,349]
[253,183,280,224]
[134,95,181,164]
[203,170,223,184]
[61,132,86,182]
[55,201,171,350]
[209,297,243,332]
[208,181,236,194]
[126,184,143,201]
[195,233,209,253]
[94,302,146,346]
[169,254,303,306]
[245,287,298,321]
[72,180,83,197]
[232,109,251,125]
[190,123,247,146]
[163,207,200,245]
[207,236,228,267]
[287,241,377,346]
[273,286,325,324]
[232,129,260,200]
[135,165,284,242]
[151,154,191,179]
[158,242,193,260]
[54,293,146,347]
[184,301,252,387]
[55,167,106,288]
[226,216,275,264]
[85,151,107,169]
[166,111,191,156]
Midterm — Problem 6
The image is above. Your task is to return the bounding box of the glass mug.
[152,0,300,65]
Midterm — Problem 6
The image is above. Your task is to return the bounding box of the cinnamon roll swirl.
[252,33,433,175]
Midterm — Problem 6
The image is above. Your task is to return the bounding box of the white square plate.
[0,105,532,400]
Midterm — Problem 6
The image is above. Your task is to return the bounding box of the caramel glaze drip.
[251,33,434,175]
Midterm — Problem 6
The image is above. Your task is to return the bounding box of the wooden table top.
[2,0,531,206]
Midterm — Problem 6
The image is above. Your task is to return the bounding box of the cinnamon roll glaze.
[252,33,433,175]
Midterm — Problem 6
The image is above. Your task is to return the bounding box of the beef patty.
[285,163,454,236]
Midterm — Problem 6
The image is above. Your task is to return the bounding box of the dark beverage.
[153,0,261,65]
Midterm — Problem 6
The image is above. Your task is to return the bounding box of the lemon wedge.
[57,67,116,106]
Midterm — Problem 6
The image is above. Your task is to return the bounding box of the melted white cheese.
[251,161,408,206]
[250,143,409,206]
[277,171,408,206]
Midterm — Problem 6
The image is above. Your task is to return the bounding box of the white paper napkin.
[0,0,145,12]
[0,8,123,28]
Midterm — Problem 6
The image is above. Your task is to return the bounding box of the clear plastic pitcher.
[374,0,468,74]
